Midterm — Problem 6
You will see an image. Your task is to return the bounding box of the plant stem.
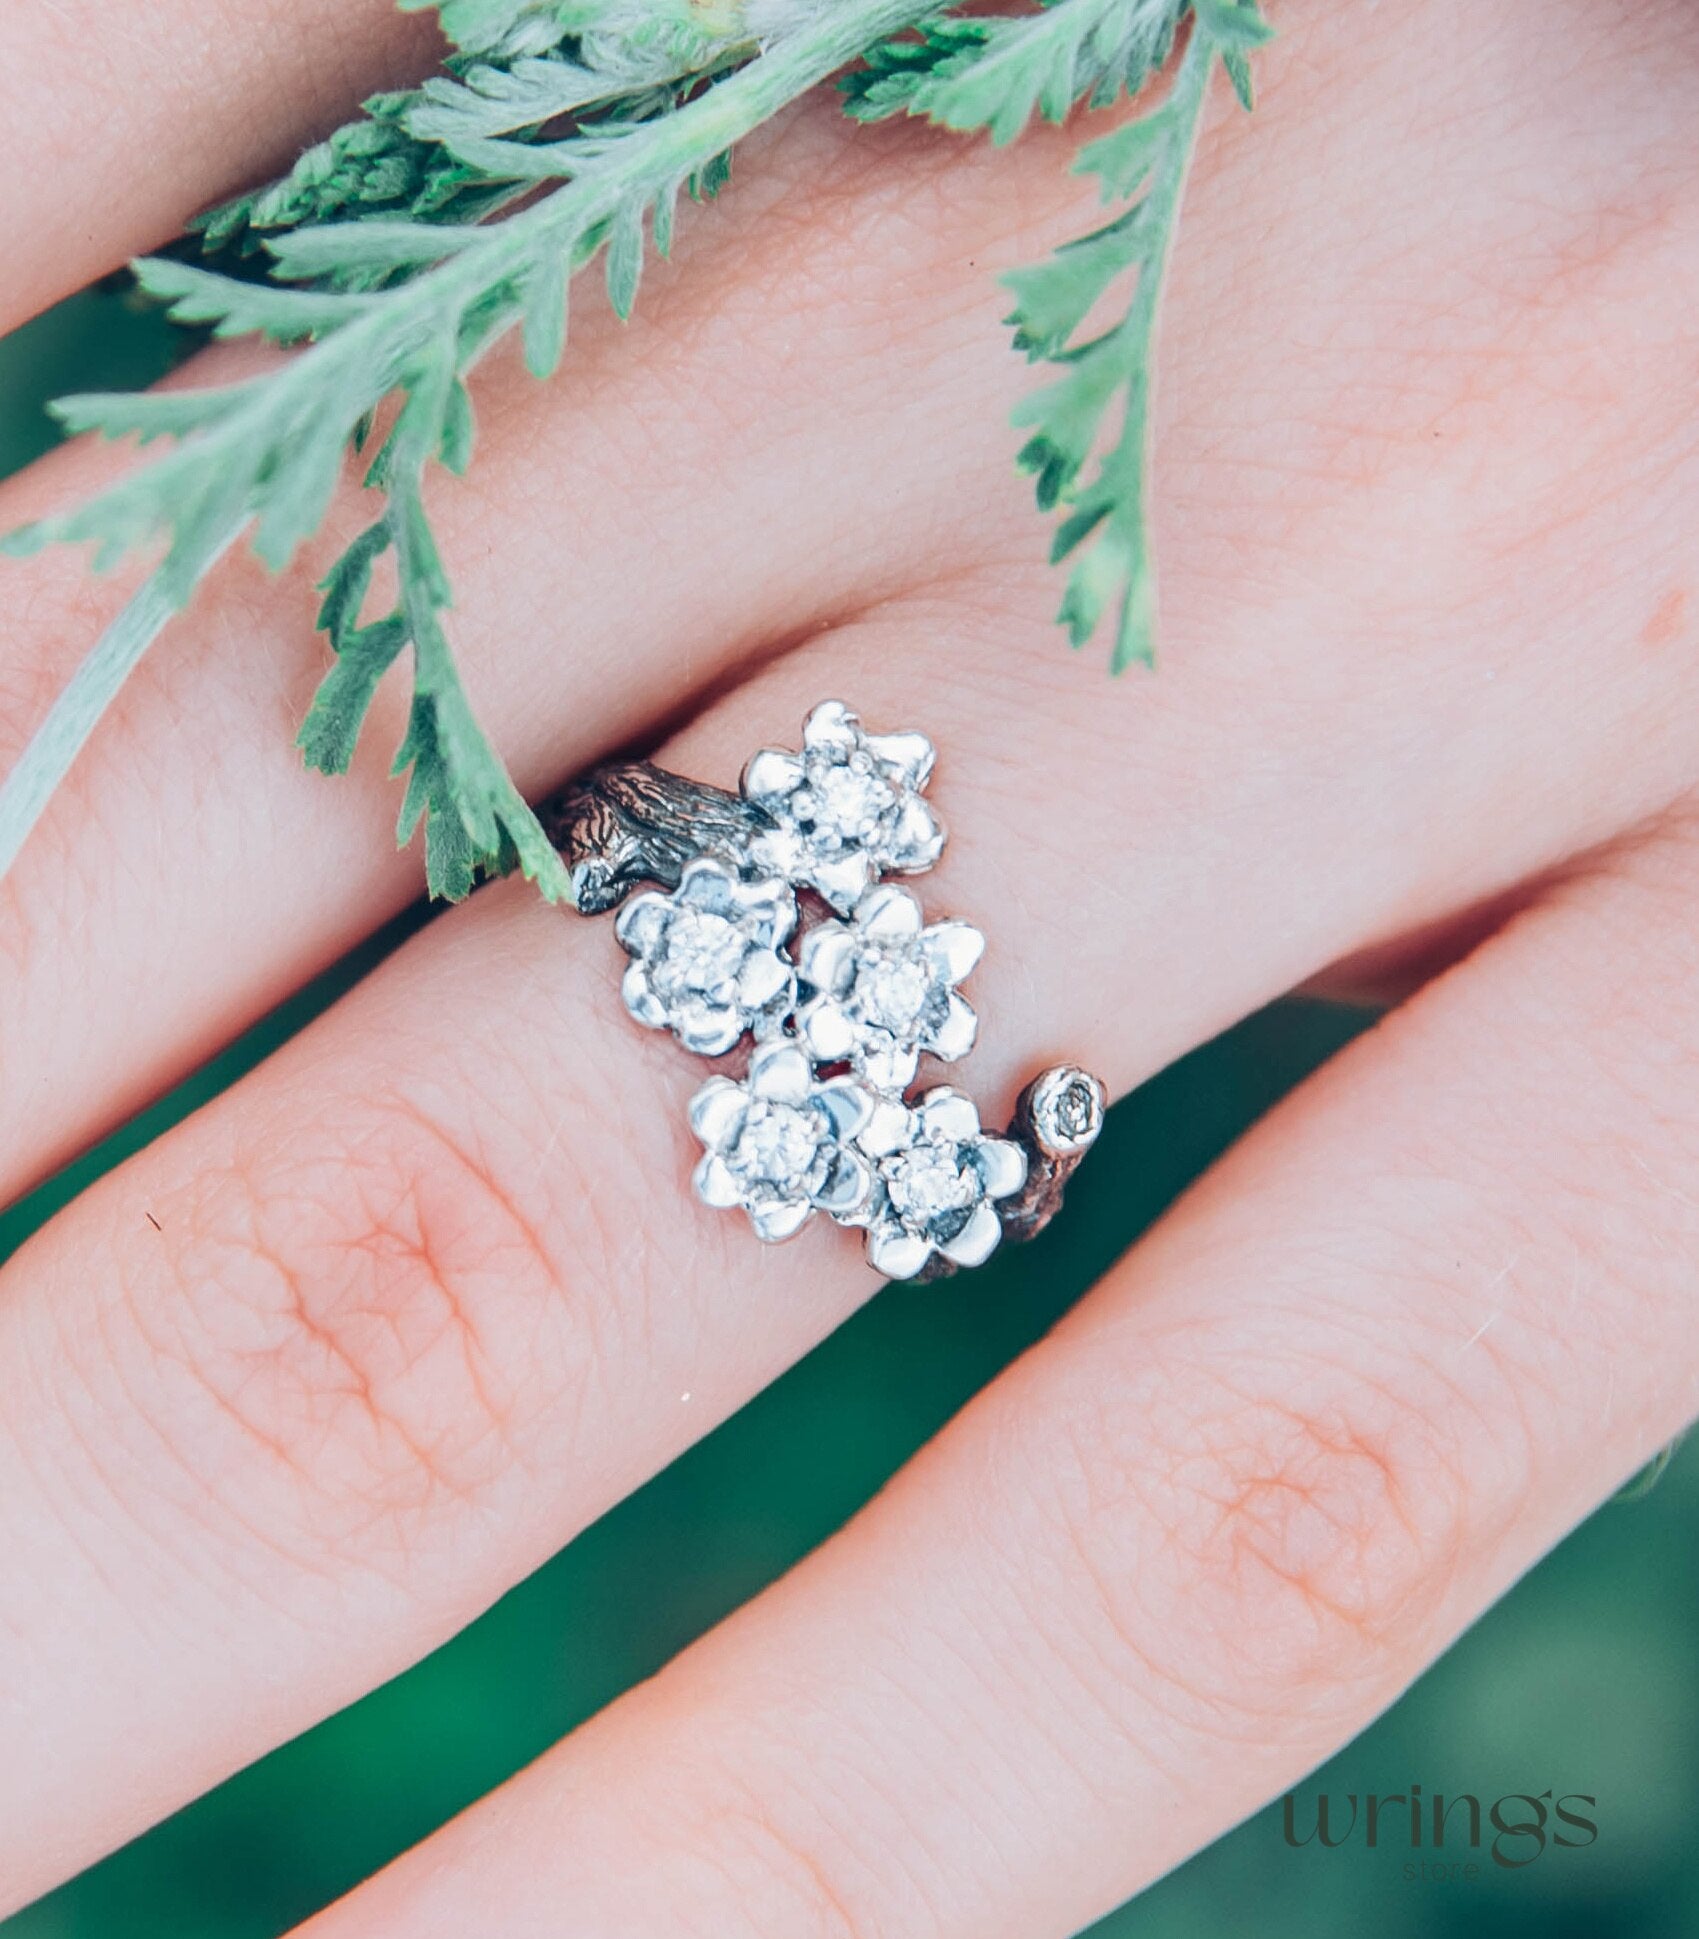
[1108,21,1212,671]
[0,514,246,881]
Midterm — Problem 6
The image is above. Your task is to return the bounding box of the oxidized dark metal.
[909,1064,1107,1280]
[539,760,771,915]
[546,704,1108,1278]
[996,1064,1108,1246]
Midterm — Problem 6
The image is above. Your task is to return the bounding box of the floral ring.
[543,702,1106,1281]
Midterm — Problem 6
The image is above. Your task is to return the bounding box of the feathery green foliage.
[843,0,1187,141]
[852,0,1268,666]
[195,3,759,275]
[0,0,1273,903]
[1005,0,1269,667]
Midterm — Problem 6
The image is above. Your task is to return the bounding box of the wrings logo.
[1281,1784,1598,1880]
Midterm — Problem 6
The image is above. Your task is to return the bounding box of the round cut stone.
[652,908,746,997]
[853,949,934,1033]
[802,756,893,846]
[729,1100,824,1196]
[885,1138,978,1227]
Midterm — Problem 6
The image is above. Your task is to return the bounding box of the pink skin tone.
[0,0,1695,1933]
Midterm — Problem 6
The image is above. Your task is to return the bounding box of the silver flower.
[690,1041,875,1242]
[615,856,796,1056]
[796,883,981,1090]
[847,1087,1027,1280]
[742,700,946,913]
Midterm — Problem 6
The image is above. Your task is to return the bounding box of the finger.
[283,823,1699,1939]
[0,0,437,335]
[3,0,1695,1205]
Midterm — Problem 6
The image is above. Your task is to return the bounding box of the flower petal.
[747,825,805,881]
[749,1197,812,1243]
[922,919,984,985]
[939,1202,1002,1269]
[917,1087,980,1143]
[814,1146,873,1217]
[613,890,669,956]
[885,797,945,872]
[796,922,855,992]
[866,729,935,790]
[732,873,797,941]
[859,1041,920,1092]
[742,747,805,808]
[926,990,978,1063]
[748,1040,812,1104]
[692,1153,742,1210]
[867,1226,933,1280]
[974,1135,1028,1202]
[688,1077,745,1149]
[676,1001,743,1057]
[855,883,923,942]
[859,1095,914,1158]
[798,996,857,1064]
[621,962,668,1030]
[677,856,735,912]
[737,948,792,1009]
[816,1079,873,1140]
[801,699,859,754]
[810,850,873,913]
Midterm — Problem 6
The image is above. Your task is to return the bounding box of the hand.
[0,2,1695,1933]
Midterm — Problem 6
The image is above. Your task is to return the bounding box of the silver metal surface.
[997,1065,1108,1247]
[795,883,981,1091]
[742,699,945,912]
[615,858,797,1056]
[539,760,769,915]
[545,700,1106,1278]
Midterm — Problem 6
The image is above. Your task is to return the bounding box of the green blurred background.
[0,290,1694,1939]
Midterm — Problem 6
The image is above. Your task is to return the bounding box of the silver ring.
[544,701,1106,1281]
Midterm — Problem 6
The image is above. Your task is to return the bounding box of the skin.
[0,0,1696,1931]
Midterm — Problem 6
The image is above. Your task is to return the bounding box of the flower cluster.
[613,701,1024,1279]
[615,857,795,1056]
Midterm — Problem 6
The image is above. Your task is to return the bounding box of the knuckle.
[1159,1383,1457,1686]
[634,1761,866,1939]
[112,1090,581,1564]
[1023,1322,1482,1736]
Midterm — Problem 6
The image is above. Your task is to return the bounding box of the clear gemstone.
[652,908,747,997]
[885,1138,979,1226]
[1029,1067,1106,1153]
[853,949,934,1033]
[1055,1080,1096,1140]
[729,1100,823,1195]
[740,712,944,909]
[803,756,893,845]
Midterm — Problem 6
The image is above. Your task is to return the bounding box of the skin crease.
[0,0,1694,1930]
